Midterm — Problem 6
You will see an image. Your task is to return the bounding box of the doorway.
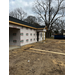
[37,32,39,41]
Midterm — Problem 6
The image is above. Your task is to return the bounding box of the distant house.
[9,16,47,46]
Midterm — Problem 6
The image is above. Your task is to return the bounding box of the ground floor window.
[20,40,24,43]
[34,38,35,41]
[26,39,28,42]
[13,33,16,36]
[13,40,17,43]
[20,33,23,36]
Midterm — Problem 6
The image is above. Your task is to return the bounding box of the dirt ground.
[9,39,65,75]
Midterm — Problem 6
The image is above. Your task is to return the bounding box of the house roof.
[9,16,45,29]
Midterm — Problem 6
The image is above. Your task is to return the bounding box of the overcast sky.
[9,0,36,16]
[9,0,65,25]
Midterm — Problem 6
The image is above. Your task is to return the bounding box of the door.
[37,32,39,41]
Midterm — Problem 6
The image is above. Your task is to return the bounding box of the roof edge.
[9,21,45,30]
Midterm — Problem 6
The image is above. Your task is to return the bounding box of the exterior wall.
[9,28,20,46]
[9,23,46,46]
[37,29,46,41]
[42,32,45,40]
[9,23,21,29]
[20,27,37,46]
[9,23,21,46]
[39,32,42,41]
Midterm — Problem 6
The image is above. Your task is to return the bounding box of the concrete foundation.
[9,45,20,50]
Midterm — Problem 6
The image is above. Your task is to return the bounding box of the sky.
[9,0,36,16]
[9,0,65,25]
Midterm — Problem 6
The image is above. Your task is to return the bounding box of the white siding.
[9,23,21,29]
[42,32,45,40]
[39,32,42,41]
[20,27,37,46]
[9,23,46,46]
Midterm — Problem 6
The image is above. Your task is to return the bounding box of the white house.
[9,16,47,46]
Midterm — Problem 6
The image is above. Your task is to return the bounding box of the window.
[20,33,23,36]
[30,39,32,41]
[34,33,35,36]
[26,39,28,42]
[26,33,28,36]
[30,33,32,36]
[13,40,16,42]
[13,33,16,36]
[20,40,24,43]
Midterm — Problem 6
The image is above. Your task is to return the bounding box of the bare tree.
[33,0,65,37]
[59,20,65,34]
[52,19,65,34]
[9,8,27,21]
[24,16,41,26]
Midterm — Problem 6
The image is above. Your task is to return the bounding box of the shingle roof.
[9,16,45,28]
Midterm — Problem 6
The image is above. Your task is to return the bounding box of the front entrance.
[37,32,39,41]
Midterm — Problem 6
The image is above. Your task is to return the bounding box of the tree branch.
[51,0,64,23]
[51,15,63,25]
[37,0,48,22]
[37,0,46,11]
[35,6,45,21]
[49,0,52,23]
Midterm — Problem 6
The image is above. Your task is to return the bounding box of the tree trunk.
[46,30,51,38]
[46,29,52,38]
[50,29,52,37]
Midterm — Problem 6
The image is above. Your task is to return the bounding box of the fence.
[54,35,65,39]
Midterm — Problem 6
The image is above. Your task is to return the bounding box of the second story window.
[26,33,28,36]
